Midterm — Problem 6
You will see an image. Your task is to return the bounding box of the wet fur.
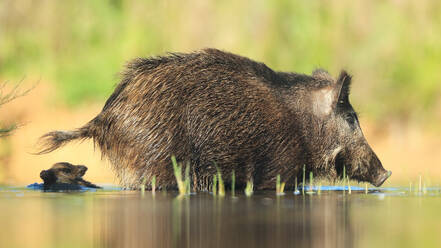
[40,162,101,190]
[37,49,387,190]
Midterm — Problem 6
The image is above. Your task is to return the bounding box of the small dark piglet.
[40,162,101,190]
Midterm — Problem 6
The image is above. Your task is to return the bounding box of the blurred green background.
[1,0,440,124]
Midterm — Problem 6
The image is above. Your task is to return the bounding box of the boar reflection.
[93,194,355,248]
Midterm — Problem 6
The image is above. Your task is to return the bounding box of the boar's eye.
[345,113,358,126]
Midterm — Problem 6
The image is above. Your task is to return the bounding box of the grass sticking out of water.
[294,178,299,194]
[419,174,422,193]
[409,175,434,196]
[308,172,314,194]
[245,180,253,197]
[231,170,235,197]
[171,155,188,195]
[217,169,225,197]
[167,157,409,197]
[343,166,346,195]
[212,174,217,196]
[151,176,156,195]
[302,165,306,195]
[140,177,147,196]
[317,183,321,195]
[276,174,285,196]
[185,162,190,194]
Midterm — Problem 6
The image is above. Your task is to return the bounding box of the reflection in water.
[2,189,441,248]
[94,193,354,248]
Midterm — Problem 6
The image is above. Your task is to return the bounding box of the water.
[1,186,440,248]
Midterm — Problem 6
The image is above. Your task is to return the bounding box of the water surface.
[0,186,440,248]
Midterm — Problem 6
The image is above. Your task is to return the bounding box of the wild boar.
[37,49,391,190]
[40,162,101,190]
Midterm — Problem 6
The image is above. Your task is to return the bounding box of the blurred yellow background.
[0,0,440,186]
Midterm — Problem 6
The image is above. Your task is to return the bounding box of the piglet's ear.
[333,70,352,108]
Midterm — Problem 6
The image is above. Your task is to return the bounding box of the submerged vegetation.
[154,158,437,197]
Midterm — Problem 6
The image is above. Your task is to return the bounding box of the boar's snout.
[373,170,392,187]
[40,169,56,184]
[369,154,392,187]
[77,165,88,177]
[350,145,391,187]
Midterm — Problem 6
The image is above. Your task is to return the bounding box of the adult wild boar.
[37,49,391,190]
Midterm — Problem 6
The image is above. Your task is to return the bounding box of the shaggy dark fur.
[37,49,390,190]
[40,162,101,190]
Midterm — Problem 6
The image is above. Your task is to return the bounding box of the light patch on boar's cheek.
[312,87,334,116]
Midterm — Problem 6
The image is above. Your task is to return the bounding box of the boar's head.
[304,70,391,187]
[40,162,88,185]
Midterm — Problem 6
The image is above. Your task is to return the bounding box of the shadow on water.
[1,187,441,248]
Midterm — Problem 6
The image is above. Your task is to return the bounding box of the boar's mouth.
[334,151,391,187]
[334,152,346,180]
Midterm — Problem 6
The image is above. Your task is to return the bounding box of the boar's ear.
[311,86,336,116]
[333,70,352,108]
[311,70,352,116]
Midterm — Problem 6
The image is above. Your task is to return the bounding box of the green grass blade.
[171,155,186,195]
[217,169,225,197]
[276,174,281,195]
[140,177,147,195]
[152,175,156,195]
[231,170,236,197]
[245,180,253,197]
[212,174,217,196]
[302,165,306,195]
